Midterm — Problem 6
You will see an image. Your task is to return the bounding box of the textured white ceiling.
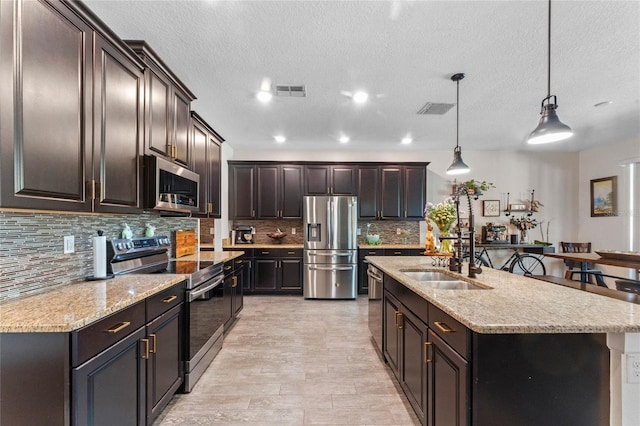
[84,0,640,153]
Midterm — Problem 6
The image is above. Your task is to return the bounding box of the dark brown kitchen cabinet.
[229,164,256,219]
[191,112,223,217]
[0,0,92,211]
[126,40,196,167]
[257,164,303,219]
[0,0,145,213]
[229,163,303,220]
[305,165,357,195]
[92,34,144,214]
[358,164,427,220]
[253,248,303,294]
[222,259,243,332]
[0,282,185,426]
[383,274,609,426]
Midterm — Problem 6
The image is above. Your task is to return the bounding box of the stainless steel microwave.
[143,155,200,213]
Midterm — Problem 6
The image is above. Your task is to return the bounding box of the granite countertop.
[0,275,186,333]
[366,256,640,334]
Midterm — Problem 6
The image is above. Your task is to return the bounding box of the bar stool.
[560,242,606,286]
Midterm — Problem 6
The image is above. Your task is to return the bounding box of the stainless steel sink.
[400,270,487,290]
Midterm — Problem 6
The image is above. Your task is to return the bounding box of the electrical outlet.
[396,228,401,235]
[356,228,362,236]
[63,236,75,254]
[291,228,296,235]
[627,353,640,384]
[210,227,215,235]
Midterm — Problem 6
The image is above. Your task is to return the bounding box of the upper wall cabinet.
[191,112,223,218]
[358,164,427,220]
[228,162,303,220]
[0,0,145,213]
[126,40,196,167]
[304,165,357,195]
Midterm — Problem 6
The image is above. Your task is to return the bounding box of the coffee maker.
[234,225,254,244]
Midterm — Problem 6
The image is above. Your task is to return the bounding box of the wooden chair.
[560,242,606,286]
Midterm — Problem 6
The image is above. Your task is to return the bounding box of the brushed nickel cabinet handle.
[106,321,131,334]
[161,295,177,303]
[425,342,432,363]
[434,321,455,333]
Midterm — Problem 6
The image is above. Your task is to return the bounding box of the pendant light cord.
[456,79,460,149]
[547,0,551,97]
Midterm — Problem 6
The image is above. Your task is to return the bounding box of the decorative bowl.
[267,232,287,242]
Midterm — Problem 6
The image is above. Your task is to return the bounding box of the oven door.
[184,273,224,392]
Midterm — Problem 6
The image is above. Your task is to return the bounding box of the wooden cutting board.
[175,230,197,258]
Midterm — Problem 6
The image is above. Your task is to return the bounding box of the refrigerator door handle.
[327,199,332,247]
[307,265,355,271]
[307,251,352,256]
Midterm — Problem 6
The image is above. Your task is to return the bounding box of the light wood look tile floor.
[154,295,420,425]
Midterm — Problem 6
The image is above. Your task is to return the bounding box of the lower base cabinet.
[383,274,609,426]
[0,281,185,426]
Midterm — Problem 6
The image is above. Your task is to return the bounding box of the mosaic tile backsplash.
[0,211,198,301]
[230,219,421,245]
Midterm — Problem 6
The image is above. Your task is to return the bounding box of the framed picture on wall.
[590,176,617,217]
[482,200,500,217]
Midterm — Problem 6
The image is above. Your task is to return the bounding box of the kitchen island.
[367,256,640,426]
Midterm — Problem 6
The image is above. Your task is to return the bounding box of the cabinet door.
[172,90,190,165]
[73,326,146,426]
[401,308,429,426]
[428,330,469,426]
[229,164,255,219]
[191,118,209,215]
[330,166,357,195]
[240,258,253,293]
[147,304,183,424]
[280,165,303,218]
[305,165,330,195]
[254,259,278,291]
[383,291,401,378]
[404,166,427,219]
[256,165,279,219]
[280,258,303,290]
[208,133,222,218]
[93,36,143,213]
[145,68,171,157]
[380,166,403,219]
[0,0,92,211]
[222,273,235,331]
[357,166,379,219]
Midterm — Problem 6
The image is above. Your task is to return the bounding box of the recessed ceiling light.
[256,90,272,103]
[274,135,286,143]
[401,137,413,145]
[594,101,612,107]
[352,91,369,104]
[339,135,350,144]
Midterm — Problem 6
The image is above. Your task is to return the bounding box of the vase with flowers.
[425,197,457,253]
[510,216,538,243]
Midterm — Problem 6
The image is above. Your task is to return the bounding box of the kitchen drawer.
[428,304,470,359]
[254,248,302,258]
[360,248,384,258]
[71,300,146,367]
[146,281,185,320]
[385,249,412,256]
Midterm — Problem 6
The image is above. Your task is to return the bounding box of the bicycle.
[461,245,546,276]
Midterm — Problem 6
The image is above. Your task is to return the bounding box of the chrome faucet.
[449,185,482,278]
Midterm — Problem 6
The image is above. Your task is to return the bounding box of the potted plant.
[462,179,495,195]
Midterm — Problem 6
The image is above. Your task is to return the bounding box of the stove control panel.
[108,235,171,258]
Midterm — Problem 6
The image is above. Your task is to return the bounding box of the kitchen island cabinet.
[0,276,186,426]
[368,256,633,426]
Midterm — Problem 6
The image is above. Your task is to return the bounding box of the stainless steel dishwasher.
[367,264,383,353]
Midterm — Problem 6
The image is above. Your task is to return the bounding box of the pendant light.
[527,0,573,145]
[446,73,470,175]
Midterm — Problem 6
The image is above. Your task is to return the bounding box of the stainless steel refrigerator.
[303,195,358,299]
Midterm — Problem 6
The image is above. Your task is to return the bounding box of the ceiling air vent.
[275,84,306,97]
[416,102,454,115]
